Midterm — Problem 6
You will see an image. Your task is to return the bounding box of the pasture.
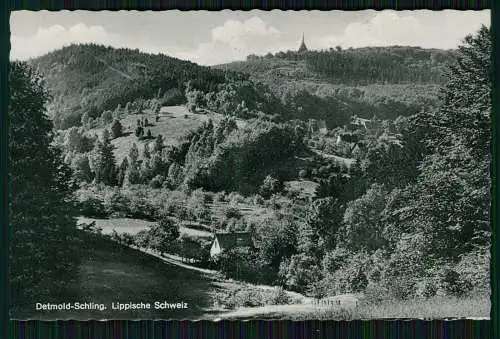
[88,105,246,163]
[76,216,213,239]
[11,234,217,320]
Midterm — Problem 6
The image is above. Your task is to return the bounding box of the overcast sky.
[10,10,490,65]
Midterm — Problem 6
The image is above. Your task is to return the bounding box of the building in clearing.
[210,232,253,257]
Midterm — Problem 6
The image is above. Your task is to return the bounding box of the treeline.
[241,46,455,85]
[62,116,304,197]
[185,78,290,121]
[29,44,230,129]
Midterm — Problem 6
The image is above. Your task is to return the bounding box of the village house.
[349,116,381,133]
[307,119,328,135]
[210,232,253,258]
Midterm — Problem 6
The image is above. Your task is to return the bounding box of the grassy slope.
[89,106,206,163]
[11,234,217,320]
[90,105,247,163]
[11,233,311,320]
[76,217,213,239]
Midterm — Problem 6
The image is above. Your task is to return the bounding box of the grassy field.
[211,295,490,320]
[11,234,218,320]
[77,216,213,239]
[89,105,247,163]
[355,296,490,320]
[10,232,307,320]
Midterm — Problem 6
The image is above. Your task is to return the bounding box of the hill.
[214,46,457,121]
[217,46,456,85]
[29,44,231,129]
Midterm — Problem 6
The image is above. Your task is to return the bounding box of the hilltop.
[216,46,455,85]
[29,44,232,129]
[214,46,457,120]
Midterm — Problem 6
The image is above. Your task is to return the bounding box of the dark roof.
[214,232,253,249]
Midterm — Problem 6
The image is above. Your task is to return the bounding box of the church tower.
[298,33,308,53]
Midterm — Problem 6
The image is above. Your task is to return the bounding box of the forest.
[9,26,491,318]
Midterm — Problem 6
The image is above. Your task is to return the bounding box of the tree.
[101,110,113,125]
[147,129,152,138]
[259,175,282,199]
[167,162,183,187]
[9,62,80,304]
[94,129,117,186]
[409,26,491,258]
[81,112,90,128]
[111,119,123,139]
[125,143,141,185]
[117,157,129,186]
[154,134,164,153]
[148,217,180,254]
[128,143,139,164]
[379,27,492,297]
[70,153,93,183]
[135,126,144,138]
[113,104,122,120]
[143,143,151,159]
[342,184,388,251]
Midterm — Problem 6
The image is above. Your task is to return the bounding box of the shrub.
[259,175,282,199]
[149,175,165,189]
[224,205,241,219]
[228,192,244,204]
[253,194,264,205]
[111,119,123,139]
[80,198,108,218]
[268,286,292,305]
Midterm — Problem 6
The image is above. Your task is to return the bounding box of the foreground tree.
[9,62,80,306]
[382,26,492,297]
[93,129,117,186]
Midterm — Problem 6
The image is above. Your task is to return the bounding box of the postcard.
[8,9,491,320]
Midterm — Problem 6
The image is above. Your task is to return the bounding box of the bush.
[259,175,282,199]
[269,286,292,305]
[228,192,244,204]
[213,286,294,310]
[80,198,108,218]
[149,175,165,189]
[224,205,241,219]
[111,119,123,139]
[253,194,264,205]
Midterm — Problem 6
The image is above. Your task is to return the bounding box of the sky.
[10,10,491,66]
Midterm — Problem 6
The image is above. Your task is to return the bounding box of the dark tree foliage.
[117,157,129,187]
[9,62,80,305]
[147,217,181,254]
[94,129,118,186]
[303,46,455,85]
[402,26,492,259]
[111,119,123,139]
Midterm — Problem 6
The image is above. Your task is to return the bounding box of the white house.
[210,232,253,258]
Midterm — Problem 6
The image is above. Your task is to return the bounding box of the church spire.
[298,32,308,53]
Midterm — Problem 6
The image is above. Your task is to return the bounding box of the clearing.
[88,105,246,163]
[76,216,213,239]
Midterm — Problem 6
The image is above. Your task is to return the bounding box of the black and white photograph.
[9,10,491,320]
